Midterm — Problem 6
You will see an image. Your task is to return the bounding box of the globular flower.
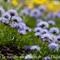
[49,27,59,34]
[25,54,33,59]
[49,34,56,40]
[18,22,26,29]
[1,17,9,24]
[37,21,49,28]
[44,56,51,60]
[54,35,60,42]
[30,45,40,51]
[35,32,41,37]
[20,8,29,15]
[10,22,19,28]
[18,28,26,35]
[18,23,26,35]
[8,9,18,16]
[36,19,43,23]
[53,12,58,18]
[56,12,60,18]
[25,26,31,32]
[25,46,31,51]
[41,33,53,42]
[34,27,42,32]
[45,13,54,20]
[48,42,59,51]
[10,22,26,29]
[30,8,42,18]
[41,29,48,35]
[2,12,11,20]
[38,5,46,12]
[48,20,55,25]
[12,16,22,23]
[0,7,5,14]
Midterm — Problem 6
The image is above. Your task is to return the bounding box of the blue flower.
[30,8,42,18]
[38,5,46,12]
[8,9,18,16]
[40,29,48,35]
[18,29,26,35]
[48,20,55,25]
[35,32,41,37]
[12,16,22,23]
[36,19,43,23]
[25,26,31,32]
[48,42,59,51]
[20,8,29,15]
[45,13,54,20]
[10,22,19,28]
[37,21,49,28]
[0,7,5,14]
[25,54,33,59]
[49,27,59,34]
[54,35,60,42]
[34,27,42,32]
[44,56,51,60]
[30,45,40,51]
[57,13,60,18]
[41,33,53,42]
[1,17,9,24]
[2,12,11,20]
[25,46,31,51]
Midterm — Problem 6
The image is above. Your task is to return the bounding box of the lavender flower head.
[34,27,42,32]
[18,28,26,35]
[30,45,40,51]
[37,21,49,28]
[25,26,31,32]
[36,19,43,23]
[56,13,60,18]
[48,20,55,25]
[40,29,48,35]
[0,7,5,14]
[12,16,22,23]
[38,5,46,12]
[2,12,11,20]
[10,22,19,28]
[30,8,42,18]
[20,8,29,15]
[25,54,33,59]
[8,9,18,16]
[35,32,41,37]
[45,13,54,20]
[44,56,51,60]
[25,46,31,51]
[49,27,59,34]
[54,35,60,42]
[41,33,53,42]
[1,17,9,24]
[48,42,59,51]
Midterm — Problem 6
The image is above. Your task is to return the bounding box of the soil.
[0,44,24,60]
